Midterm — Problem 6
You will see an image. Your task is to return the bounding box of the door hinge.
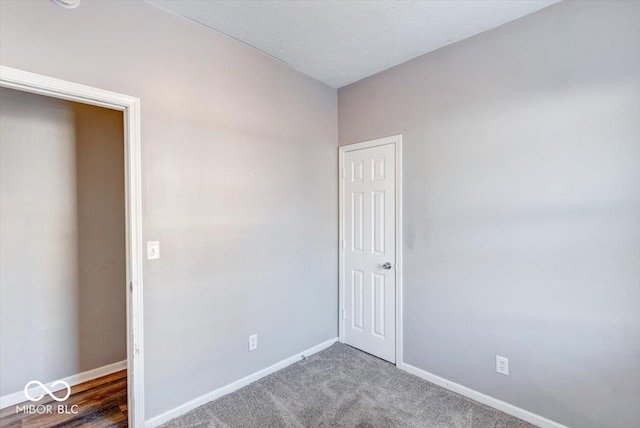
[341,168,346,179]
[129,282,133,292]
[341,239,346,249]
[342,309,346,319]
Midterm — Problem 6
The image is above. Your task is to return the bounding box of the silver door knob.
[382,262,392,270]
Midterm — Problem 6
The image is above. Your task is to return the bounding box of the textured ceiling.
[146,0,559,88]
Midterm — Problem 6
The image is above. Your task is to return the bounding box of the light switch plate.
[147,241,160,260]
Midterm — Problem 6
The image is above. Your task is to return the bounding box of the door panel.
[372,273,385,338]
[343,143,396,363]
[352,269,364,331]
[352,192,364,252]
[372,191,385,254]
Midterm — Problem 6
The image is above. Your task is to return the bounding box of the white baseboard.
[0,359,127,409]
[145,337,338,428]
[398,362,567,428]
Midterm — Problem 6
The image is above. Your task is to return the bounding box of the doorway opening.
[0,66,143,427]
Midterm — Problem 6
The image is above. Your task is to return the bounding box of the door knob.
[382,262,392,270]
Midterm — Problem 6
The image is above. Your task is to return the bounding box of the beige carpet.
[162,343,534,427]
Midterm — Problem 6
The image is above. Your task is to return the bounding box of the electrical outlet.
[147,241,160,260]
[248,334,258,351]
[496,355,509,375]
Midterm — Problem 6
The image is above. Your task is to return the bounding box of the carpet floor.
[162,343,535,428]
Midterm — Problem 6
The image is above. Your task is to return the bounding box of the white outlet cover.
[147,241,160,260]
[496,355,509,376]
[249,334,258,351]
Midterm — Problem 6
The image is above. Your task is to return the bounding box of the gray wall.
[339,2,640,427]
[0,0,338,419]
[0,88,127,395]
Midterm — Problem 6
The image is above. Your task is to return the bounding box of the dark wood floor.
[0,370,127,428]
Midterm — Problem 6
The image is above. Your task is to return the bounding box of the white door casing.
[0,65,145,427]
[339,136,401,363]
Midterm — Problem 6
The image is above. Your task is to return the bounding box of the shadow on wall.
[74,101,126,373]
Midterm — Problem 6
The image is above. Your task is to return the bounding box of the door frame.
[0,66,145,427]
[338,134,403,366]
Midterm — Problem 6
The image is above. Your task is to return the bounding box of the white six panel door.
[343,144,395,363]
